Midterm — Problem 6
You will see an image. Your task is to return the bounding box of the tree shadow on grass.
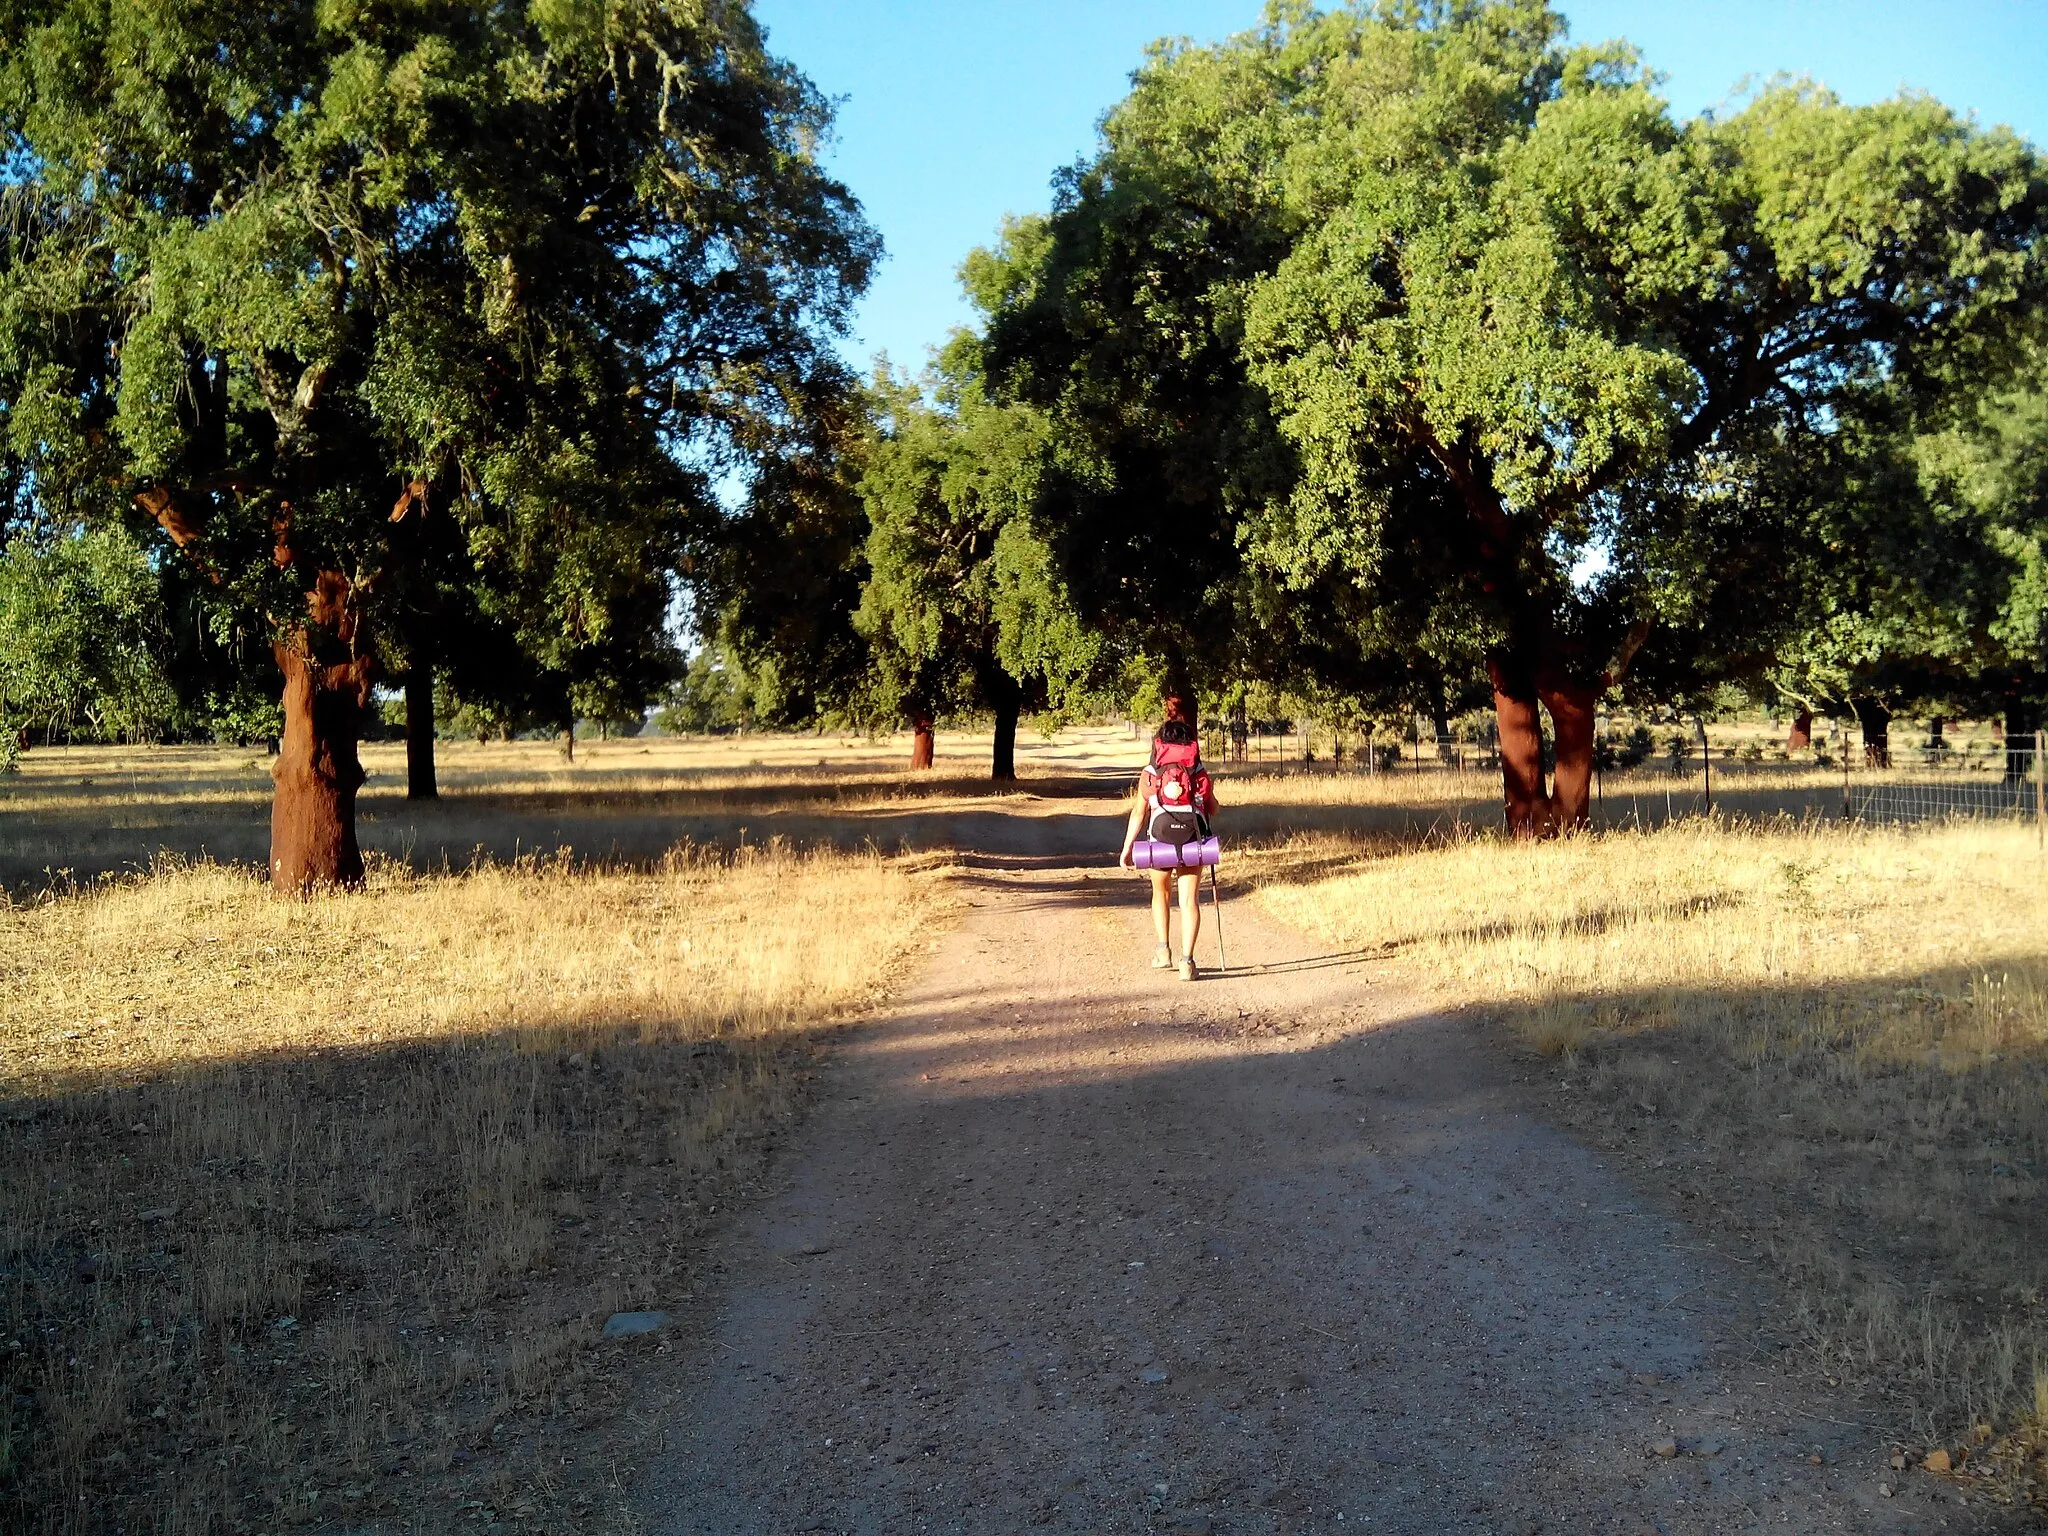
[644,957,2048,1533]
[0,1015,813,1535]
[7,937,2046,1533]
[1476,958,2048,1472]
[0,777,1137,896]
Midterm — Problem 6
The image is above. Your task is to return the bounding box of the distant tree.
[0,0,875,885]
[0,527,178,757]
[1769,335,2048,774]
[688,393,878,736]
[1935,340,2048,775]
[653,645,757,736]
[857,328,1102,779]
[988,1,2047,833]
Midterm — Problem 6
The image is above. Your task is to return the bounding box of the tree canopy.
[0,0,876,882]
[1765,331,2048,765]
[984,0,2048,830]
[855,322,1102,778]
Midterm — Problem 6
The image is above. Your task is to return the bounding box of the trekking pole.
[1209,860,1227,973]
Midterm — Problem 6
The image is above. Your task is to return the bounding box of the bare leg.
[1150,871,1172,947]
[1177,872,1202,957]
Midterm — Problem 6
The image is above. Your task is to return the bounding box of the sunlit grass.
[1248,814,2048,1496]
[0,843,949,1533]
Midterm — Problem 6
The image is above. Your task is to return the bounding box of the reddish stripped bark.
[1488,628,1639,837]
[909,711,935,771]
[270,570,375,893]
[1785,708,1813,752]
[1538,680,1598,831]
[1488,660,1553,838]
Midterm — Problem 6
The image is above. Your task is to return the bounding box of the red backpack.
[1145,737,1212,845]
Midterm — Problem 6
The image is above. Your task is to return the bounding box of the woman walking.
[1118,693,1218,981]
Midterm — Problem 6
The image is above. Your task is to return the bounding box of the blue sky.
[751,0,2048,373]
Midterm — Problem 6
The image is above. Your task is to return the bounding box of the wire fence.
[1855,741,2046,828]
[1199,721,2048,835]
[1207,724,1492,773]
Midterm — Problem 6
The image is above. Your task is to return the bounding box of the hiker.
[1118,696,1218,981]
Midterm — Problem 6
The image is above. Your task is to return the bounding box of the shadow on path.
[637,853,1954,1536]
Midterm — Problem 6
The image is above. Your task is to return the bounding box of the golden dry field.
[1252,815,2048,1500]
[1,826,948,1531]
[0,726,1112,889]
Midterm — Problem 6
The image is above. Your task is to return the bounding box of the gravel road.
[636,823,1975,1534]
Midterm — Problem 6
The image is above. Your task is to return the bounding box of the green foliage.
[200,683,285,747]
[652,647,756,735]
[985,0,2048,715]
[1768,332,2048,722]
[1592,723,1654,771]
[690,398,876,729]
[856,329,1102,729]
[0,0,876,727]
[0,527,179,745]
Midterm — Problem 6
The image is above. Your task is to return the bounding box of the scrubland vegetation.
[1255,812,2048,1504]
[0,835,946,1532]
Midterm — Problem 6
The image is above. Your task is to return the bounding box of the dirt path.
[637,829,1964,1534]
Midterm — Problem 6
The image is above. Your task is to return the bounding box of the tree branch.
[252,355,333,457]
[388,477,429,523]
[1602,618,1652,687]
[134,483,222,585]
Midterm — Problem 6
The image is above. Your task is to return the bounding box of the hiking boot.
[1178,954,1200,983]
[1151,943,1173,970]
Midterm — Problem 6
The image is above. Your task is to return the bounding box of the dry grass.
[9,726,2042,1523]
[0,843,948,1533]
[1249,814,2048,1506]
[1197,756,2028,850]
[0,729,1150,890]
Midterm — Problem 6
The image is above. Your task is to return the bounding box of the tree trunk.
[561,723,575,762]
[1428,675,1455,763]
[991,697,1019,781]
[1487,659,1552,838]
[909,711,935,771]
[270,640,372,894]
[405,663,438,801]
[1853,698,1891,768]
[1786,708,1812,752]
[985,667,1023,781]
[1537,681,1597,831]
[2007,705,2038,784]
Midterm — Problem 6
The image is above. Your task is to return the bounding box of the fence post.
[1698,715,1711,819]
[2036,728,2045,852]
